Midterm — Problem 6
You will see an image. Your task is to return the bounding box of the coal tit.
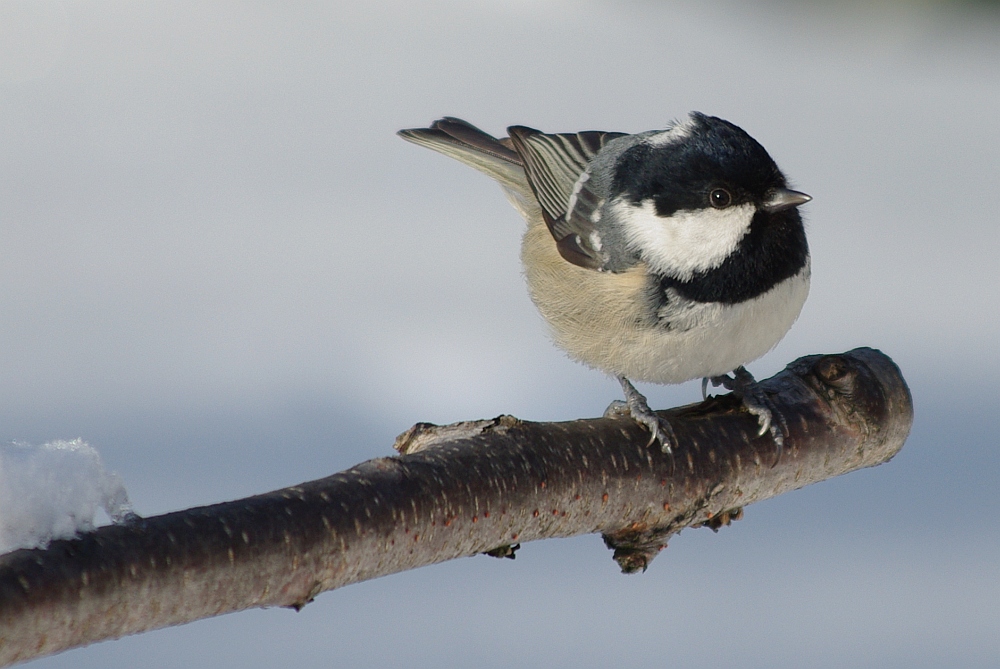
[398,113,810,454]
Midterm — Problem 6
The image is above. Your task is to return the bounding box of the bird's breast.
[520,221,810,384]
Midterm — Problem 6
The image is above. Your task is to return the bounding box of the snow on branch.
[0,348,912,666]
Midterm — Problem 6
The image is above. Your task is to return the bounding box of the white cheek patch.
[613,198,756,280]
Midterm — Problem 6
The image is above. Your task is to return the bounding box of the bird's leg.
[605,376,677,455]
[707,366,787,464]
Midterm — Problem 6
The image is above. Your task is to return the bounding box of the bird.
[397,113,811,456]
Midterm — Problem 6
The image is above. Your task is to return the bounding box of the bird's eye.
[709,188,732,209]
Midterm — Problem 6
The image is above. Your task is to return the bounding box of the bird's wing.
[397,118,528,196]
[507,126,626,270]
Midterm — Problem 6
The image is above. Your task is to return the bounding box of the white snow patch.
[0,439,133,554]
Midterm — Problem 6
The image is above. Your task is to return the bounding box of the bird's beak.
[762,188,812,213]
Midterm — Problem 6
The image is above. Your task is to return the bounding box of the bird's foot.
[605,376,677,455]
[705,367,787,464]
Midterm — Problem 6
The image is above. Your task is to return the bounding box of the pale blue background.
[2,1,998,666]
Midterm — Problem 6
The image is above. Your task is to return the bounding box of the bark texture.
[0,348,912,665]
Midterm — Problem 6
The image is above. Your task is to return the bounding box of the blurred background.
[2,0,998,666]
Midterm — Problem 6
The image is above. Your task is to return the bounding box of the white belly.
[520,222,810,384]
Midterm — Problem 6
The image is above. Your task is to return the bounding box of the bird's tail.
[398,117,529,196]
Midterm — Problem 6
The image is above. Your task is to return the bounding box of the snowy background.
[2,0,998,666]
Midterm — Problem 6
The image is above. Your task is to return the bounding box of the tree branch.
[0,348,912,666]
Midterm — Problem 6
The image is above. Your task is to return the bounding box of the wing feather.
[508,127,626,269]
[400,118,629,271]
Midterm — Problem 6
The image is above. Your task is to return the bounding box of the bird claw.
[708,367,787,465]
[607,377,678,455]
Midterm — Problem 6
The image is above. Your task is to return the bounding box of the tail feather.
[398,118,528,195]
